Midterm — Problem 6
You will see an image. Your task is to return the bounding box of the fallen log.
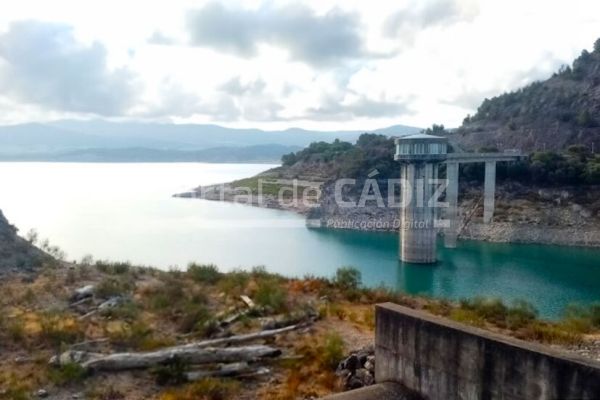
[184,361,270,380]
[183,323,306,349]
[53,345,280,372]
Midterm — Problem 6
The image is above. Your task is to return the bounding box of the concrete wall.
[375,303,600,400]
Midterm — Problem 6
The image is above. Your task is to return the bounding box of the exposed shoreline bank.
[175,181,600,248]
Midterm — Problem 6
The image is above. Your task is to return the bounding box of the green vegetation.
[281,134,399,179]
[187,263,221,284]
[48,363,87,386]
[159,378,241,400]
[333,267,361,291]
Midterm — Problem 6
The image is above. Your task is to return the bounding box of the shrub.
[449,308,485,327]
[459,297,508,325]
[158,378,240,400]
[254,278,287,313]
[151,357,189,385]
[95,261,131,275]
[96,277,133,299]
[48,362,86,385]
[187,263,221,284]
[506,300,538,329]
[520,321,582,345]
[178,304,216,335]
[217,269,250,297]
[334,267,361,291]
[39,312,84,347]
[562,303,600,333]
[321,333,345,369]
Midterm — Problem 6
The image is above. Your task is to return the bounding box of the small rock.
[338,355,360,372]
[36,389,48,398]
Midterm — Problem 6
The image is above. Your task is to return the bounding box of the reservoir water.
[0,162,598,318]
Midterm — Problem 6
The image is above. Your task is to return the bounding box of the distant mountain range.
[0,120,420,162]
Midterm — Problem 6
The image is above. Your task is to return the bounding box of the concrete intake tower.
[394,134,522,264]
[394,134,448,264]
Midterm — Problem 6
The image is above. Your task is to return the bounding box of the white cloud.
[0,0,598,129]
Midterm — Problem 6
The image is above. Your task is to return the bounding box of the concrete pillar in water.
[444,161,459,248]
[400,162,437,263]
[395,134,448,264]
[483,161,496,223]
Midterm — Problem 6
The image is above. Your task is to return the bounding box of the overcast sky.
[0,0,599,130]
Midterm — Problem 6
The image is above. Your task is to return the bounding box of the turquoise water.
[0,162,598,318]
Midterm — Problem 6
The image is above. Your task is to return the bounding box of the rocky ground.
[1,210,599,399]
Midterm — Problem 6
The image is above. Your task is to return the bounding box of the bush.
[506,300,538,329]
[95,261,131,275]
[151,357,189,385]
[254,278,287,313]
[321,333,345,369]
[39,311,85,347]
[158,378,240,400]
[96,277,133,299]
[48,363,86,385]
[217,269,250,297]
[187,263,221,284]
[334,267,361,291]
[520,321,582,345]
[178,304,216,335]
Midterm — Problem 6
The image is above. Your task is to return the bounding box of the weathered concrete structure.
[394,136,522,261]
[375,303,600,400]
[394,134,448,263]
[443,152,521,247]
[320,382,419,400]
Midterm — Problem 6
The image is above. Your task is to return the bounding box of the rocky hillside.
[453,38,600,152]
[0,209,48,273]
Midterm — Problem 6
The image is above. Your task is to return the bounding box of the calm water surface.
[0,162,599,318]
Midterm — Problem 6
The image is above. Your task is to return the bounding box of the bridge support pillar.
[444,162,459,248]
[483,161,496,224]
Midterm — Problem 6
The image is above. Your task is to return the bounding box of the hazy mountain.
[0,144,302,163]
[0,120,420,161]
[453,39,600,152]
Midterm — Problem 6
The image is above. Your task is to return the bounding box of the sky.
[0,0,599,130]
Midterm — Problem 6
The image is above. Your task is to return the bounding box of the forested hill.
[278,132,600,186]
[453,38,600,152]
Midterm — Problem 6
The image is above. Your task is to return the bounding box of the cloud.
[185,3,365,66]
[0,20,138,116]
[306,95,411,121]
[147,31,177,46]
[219,77,267,96]
[384,0,478,38]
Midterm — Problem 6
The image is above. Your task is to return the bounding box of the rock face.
[453,39,600,152]
[311,181,600,247]
[0,209,48,274]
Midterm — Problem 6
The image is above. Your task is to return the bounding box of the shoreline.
[175,183,600,248]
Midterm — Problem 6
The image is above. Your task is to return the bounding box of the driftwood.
[184,323,306,349]
[185,362,270,380]
[240,295,255,308]
[54,345,280,372]
[52,323,307,373]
